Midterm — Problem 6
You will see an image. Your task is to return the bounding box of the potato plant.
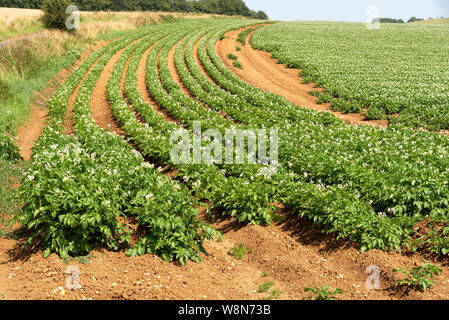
[393,262,442,291]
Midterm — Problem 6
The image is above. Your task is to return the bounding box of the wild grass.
[0,32,84,134]
[0,159,25,239]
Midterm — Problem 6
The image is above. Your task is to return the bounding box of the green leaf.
[43,248,51,258]
[138,246,146,256]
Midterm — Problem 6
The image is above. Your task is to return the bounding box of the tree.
[255,10,269,20]
[4,0,269,19]
[41,0,75,31]
[377,18,405,24]
[407,16,423,23]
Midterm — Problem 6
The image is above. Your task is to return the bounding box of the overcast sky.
[245,0,449,22]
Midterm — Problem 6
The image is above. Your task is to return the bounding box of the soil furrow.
[168,36,194,98]
[193,34,218,84]
[1,40,111,300]
[137,43,179,125]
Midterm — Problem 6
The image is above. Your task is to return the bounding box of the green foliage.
[62,253,96,264]
[125,187,220,265]
[252,10,269,20]
[226,53,238,60]
[258,281,281,299]
[378,18,405,24]
[0,160,24,218]
[200,21,449,257]
[237,27,255,45]
[232,61,243,69]
[16,128,132,259]
[0,34,83,136]
[258,281,275,293]
[17,26,222,264]
[41,0,74,31]
[0,135,22,161]
[304,286,344,300]
[235,46,242,51]
[228,243,250,259]
[408,17,424,23]
[393,262,442,291]
[408,223,449,256]
[365,107,385,120]
[331,98,362,114]
[0,77,12,101]
[108,20,281,233]
[311,91,333,104]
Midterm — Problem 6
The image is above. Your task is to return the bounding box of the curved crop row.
[195,25,449,254]
[17,25,219,264]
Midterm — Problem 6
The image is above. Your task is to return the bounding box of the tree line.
[376,17,446,24]
[1,0,269,19]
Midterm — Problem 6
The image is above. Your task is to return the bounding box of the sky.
[245,0,449,22]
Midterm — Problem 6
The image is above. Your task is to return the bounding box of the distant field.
[412,17,449,25]
[0,7,43,40]
[0,7,42,19]
[251,21,449,130]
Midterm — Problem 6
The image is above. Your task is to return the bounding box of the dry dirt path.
[0,32,47,49]
[15,104,48,161]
